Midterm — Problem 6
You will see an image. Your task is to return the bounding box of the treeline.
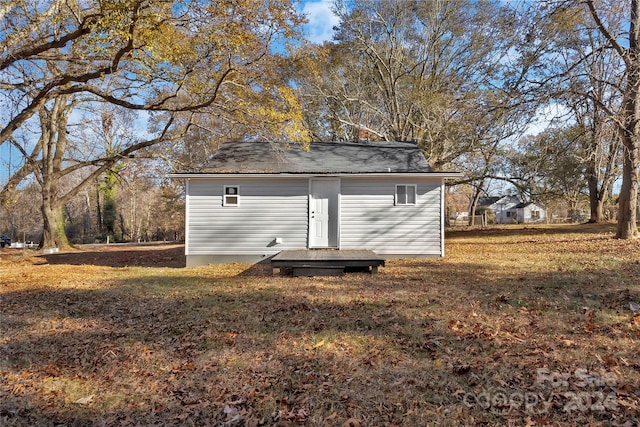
[1,161,183,244]
[1,0,640,247]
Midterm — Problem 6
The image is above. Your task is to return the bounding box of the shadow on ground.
[41,244,186,268]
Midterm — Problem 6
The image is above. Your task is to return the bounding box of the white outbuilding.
[172,141,461,266]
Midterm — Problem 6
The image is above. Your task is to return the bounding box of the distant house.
[475,195,521,224]
[172,141,461,266]
[475,196,546,224]
[513,202,546,224]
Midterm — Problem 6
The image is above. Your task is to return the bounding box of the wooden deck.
[271,249,385,276]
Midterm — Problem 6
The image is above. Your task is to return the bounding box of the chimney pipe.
[357,125,369,143]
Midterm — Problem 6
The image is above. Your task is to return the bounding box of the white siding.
[517,204,546,224]
[340,177,442,256]
[186,178,308,255]
[185,176,444,261]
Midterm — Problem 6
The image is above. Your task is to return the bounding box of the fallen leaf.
[342,418,362,427]
[73,395,95,405]
[325,412,338,421]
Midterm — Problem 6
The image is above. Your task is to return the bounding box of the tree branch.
[585,0,628,63]
[0,13,101,71]
[57,115,179,206]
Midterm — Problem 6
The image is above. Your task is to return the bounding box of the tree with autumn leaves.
[0,0,305,248]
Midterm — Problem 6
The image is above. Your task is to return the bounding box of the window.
[531,210,540,219]
[395,184,417,205]
[506,211,511,217]
[223,185,239,206]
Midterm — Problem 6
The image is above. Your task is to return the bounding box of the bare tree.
[501,127,588,217]
[294,0,537,174]
[583,0,639,236]
[548,1,623,223]
[536,0,638,236]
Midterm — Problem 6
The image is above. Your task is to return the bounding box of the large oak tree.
[0,0,304,248]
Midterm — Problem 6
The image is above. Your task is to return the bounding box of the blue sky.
[300,0,340,44]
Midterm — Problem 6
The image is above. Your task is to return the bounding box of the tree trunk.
[595,198,605,223]
[587,182,608,223]
[96,182,102,233]
[615,0,640,238]
[586,165,604,223]
[468,183,484,226]
[616,65,640,236]
[445,205,451,227]
[40,197,70,249]
[616,136,639,238]
[83,191,92,238]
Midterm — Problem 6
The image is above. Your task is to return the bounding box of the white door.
[309,179,339,248]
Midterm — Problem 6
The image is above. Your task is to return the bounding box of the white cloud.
[302,0,340,44]
[524,103,573,136]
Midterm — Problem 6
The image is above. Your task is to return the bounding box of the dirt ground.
[0,243,186,269]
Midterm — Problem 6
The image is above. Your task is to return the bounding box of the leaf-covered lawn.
[1,225,639,426]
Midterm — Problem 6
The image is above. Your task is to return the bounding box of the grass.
[1,223,639,426]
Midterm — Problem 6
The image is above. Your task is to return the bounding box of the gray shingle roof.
[515,202,545,209]
[200,141,434,174]
[477,196,501,207]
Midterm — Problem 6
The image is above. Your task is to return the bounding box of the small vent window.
[223,185,239,206]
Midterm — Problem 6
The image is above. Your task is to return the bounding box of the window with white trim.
[395,184,417,205]
[223,185,239,206]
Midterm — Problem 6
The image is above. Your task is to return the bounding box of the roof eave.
[170,172,464,179]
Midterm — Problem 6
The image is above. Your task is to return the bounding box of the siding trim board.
[185,179,190,256]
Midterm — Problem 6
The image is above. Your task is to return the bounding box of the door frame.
[308,177,340,248]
